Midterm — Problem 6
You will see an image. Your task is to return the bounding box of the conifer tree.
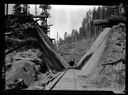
[13,4,22,15]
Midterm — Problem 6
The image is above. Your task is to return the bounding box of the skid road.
[52,69,77,90]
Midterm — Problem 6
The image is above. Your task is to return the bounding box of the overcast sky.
[6,4,98,40]
[49,5,98,40]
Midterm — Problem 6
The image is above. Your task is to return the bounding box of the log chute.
[34,23,69,71]
[77,28,111,76]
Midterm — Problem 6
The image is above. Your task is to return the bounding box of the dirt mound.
[6,60,38,89]
[5,48,46,89]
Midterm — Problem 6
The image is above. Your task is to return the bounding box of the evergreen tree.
[86,10,92,21]
[96,7,102,19]
[79,27,83,40]
[105,6,112,19]
[92,7,97,36]
[101,6,106,19]
[58,37,64,45]
[92,7,97,20]
[13,4,22,15]
[71,29,79,42]
[22,4,28,15]
[64,32,68,40]
[86,10,92,38]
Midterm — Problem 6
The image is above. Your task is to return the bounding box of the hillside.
[58,37,97,66]
[76,23,126,93]
[58,23,125,93]
[4,16,68,90]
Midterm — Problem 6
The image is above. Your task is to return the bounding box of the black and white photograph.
[3,2,126,94]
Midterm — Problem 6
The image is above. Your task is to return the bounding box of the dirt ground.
[58,23,125,93]
[75,24,126,93]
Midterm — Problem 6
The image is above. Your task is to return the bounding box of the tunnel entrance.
[69,61,75,66]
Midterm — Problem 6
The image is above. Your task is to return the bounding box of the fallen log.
[93,19,109,26]
[93,16,126,27]
[5,14,49,19]
[109,16,126,24]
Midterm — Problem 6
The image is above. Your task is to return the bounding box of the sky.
[5,4,99,40]
[49,5,98,40]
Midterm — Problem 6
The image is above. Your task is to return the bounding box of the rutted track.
[45,69,77,90]
[52,69,77,90]
[45,69,68,90]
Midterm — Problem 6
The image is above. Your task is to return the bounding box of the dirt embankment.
[77,23,126,93]
[4,17,65,90]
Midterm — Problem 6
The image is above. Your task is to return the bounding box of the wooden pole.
[6,4,8,15]
[35,4,37,15]
[49,30,50,37]
[26,4,27,15]
[57,32,58,50]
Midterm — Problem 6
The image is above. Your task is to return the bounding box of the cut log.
[93,16,126,27]
[5,14,49,18]
[32,15,49,18]
[108,16,126,25]
[93,19,109,26]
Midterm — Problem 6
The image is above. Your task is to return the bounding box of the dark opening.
[69,61,75,66]
[39,61,48,73]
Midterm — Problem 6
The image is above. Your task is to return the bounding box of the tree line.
[58,4,125,45]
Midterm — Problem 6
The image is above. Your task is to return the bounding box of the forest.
[58,4,126,45]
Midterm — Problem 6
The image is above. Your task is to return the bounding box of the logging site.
[3,3,126,94]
